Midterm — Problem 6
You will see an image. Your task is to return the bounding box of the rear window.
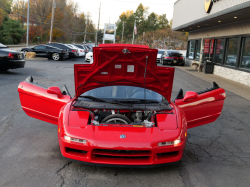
[158,51,165,55]
[167,52,181,57]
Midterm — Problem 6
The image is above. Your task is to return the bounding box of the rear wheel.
[52,53,60,61]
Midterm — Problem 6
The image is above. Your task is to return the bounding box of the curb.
[25,58,48,61]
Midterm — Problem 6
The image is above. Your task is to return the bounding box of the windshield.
[81,86,163,102]
[158,51,165,55]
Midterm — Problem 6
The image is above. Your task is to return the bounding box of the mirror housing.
[47,87,63,98]
[183,91,198,102]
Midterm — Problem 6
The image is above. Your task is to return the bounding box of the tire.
[102,114,132,124]
[52,53,60,61]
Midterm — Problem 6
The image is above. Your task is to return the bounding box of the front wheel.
[52,53,60,61]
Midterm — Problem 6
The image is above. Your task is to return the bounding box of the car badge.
[122,48,130,54]
[120,134,126,139]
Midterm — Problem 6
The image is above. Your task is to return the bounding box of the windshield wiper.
[79,96,132,107]
[114,99,159,104]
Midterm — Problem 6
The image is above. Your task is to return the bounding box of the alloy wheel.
[52,53,60,61]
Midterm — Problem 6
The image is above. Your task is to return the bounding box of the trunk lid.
[74,44,175,102]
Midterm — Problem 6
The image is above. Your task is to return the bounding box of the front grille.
[92,149,151,161]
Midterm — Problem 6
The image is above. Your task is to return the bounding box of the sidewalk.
[176,66,250,100]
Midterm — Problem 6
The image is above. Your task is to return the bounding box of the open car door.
[18,76,71,125]
[175,82,226,129]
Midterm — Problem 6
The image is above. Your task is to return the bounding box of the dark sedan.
[0,43,25,71]
[161,50,185,66]
[46,43,77,58]
[21,45,68,61]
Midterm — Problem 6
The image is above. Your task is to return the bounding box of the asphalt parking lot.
[0,57,250,187]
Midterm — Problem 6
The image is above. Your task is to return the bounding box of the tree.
[157,14,169,29]
[0,16,25,44]
[145,12,158,31]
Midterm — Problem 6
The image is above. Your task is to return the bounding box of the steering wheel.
[130,88,151,98]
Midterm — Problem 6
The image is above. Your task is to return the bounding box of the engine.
[89,109,155,127]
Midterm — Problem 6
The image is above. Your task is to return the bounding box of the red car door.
[175,84,226,129]
[18,77,71,125]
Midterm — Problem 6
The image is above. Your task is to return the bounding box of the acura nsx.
[18,44,226,167]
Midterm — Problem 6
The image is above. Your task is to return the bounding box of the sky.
[74,0,177,29]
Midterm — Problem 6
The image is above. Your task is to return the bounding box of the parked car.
[21,45,68,61]
[161,50,185,66]
[66,44,80,57]
[17,44,226,167]
[74,44,89,54]
[70,44,85,57]
[85,48,93,62]
[156,49,165,63]
[0,43,25,71]
[46,43,77,58]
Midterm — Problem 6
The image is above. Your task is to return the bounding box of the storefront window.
[240,37,250,70]
[188,40,195,59]
[214,39,224,64]
[225,38,239,67]
[195,40,201,61]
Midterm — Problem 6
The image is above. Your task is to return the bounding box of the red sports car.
[18,44,226,167]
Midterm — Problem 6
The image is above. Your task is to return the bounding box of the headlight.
[64,135,87,144]
[158,139,181,147]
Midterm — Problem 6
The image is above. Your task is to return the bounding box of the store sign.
[204,39,211,54]
[103,23,116,43]
[205,0,220,13]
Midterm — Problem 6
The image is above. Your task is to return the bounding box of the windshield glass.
[158,51,165,55]
[81,86,163,102]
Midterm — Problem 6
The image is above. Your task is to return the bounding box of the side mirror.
[47,87,63,98]
[183,91,198,102]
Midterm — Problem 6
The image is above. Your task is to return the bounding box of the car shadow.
[0,70,20,75]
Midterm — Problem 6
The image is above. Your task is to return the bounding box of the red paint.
[156,114,177,130]
[74,44,175,102]
[175,88,226,129]
[69,111,89,128]
[47,87,63,98]
[17,44,226,166]
[183,91,198,102]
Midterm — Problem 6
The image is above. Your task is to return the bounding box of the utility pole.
[121,21,125,44]
[97,2,101,45]
[84,15,89,44]
[26,0,30,47]
[49,0,56,43]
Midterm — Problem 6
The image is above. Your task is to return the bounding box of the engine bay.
[74,107,157,127]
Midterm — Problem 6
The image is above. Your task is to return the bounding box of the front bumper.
[59,137,185,167]
[86,56,92,61]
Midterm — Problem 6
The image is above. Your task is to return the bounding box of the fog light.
[64,135,87,144]
[158,139,181,147]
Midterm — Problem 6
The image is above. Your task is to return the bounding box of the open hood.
[74,44,175,102]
